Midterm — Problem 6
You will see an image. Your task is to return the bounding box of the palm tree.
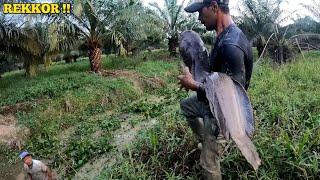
[0,14,42,77]
[0,14,77,77]
[237,0,284,56]
[34,20,79,64]
[111,0,162,55]
[301,0,320,22]
[184,13,205,33]
[53,0,150,73]
[149,0,189,56]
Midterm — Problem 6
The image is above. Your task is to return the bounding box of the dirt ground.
[0,155,26,180]
[0,114,30,180]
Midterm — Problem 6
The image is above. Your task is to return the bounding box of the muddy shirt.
[24,160,48,180]
[197,24,253,101]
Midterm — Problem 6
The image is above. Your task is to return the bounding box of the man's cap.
[184,0,229,13]
[20,151,31,160]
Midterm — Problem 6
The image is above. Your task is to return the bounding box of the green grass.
[98,51,320,179]
[225,51,320,179]
[0,50,177,106]
[1,50,319,179]
[0,50,178,178]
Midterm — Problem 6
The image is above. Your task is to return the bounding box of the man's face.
[198,4,218,31]
[23,155,33,166]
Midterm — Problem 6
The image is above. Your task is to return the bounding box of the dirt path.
[1,94,164,180]
[0,155,26,180]
[0,114,157,180]
[71,94,164,179]
[0,114,30,180]
[72,116,158,180]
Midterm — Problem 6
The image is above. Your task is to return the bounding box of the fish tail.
[233,135,261,171]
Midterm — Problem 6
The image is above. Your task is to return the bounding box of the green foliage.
[99,88,198,179]
[103,50,179,79]
[0,51,179,178]
[135,60,177,77]
[56,0,156,57]
[237,0,284,39]
[1,50,319,179]
[112,0,164,53]
[149,0,188,38]
[99,51,320,179]
[224,52,320,178]
[200,31,216,45]
[148,0,201,56]
[0,14,79,77]
[103,55,145,70]
[287,16,320,35]
[0,65,136,106]
[121,86,188,119]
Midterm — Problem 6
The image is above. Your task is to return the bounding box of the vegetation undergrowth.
[98,51,320,179]
[0,50,179,178]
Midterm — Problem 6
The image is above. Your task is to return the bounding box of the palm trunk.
[65,57,73,64]
[168,35,178,57]
[25,62,38,77]
[272,45,285,64]
[89,47,102,73]
[24,56,39,77]
[279,45,284,64]
[256,36,266,57]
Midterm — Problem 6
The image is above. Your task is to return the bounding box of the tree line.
[1,0,319,77]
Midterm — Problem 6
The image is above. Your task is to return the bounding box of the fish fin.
[233,80,255,138]
[212,74,261,170]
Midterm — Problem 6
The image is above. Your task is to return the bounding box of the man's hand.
[178,67,199,91]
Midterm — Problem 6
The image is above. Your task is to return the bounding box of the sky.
[143,0,315,25]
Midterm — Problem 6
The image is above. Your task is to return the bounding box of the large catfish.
[179,30,261,170]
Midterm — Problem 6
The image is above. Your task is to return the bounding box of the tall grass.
[98,51,320,179]
[0,50,177,178]
[1,50,319,179]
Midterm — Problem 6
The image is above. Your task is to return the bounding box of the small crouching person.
[20,151,53,180]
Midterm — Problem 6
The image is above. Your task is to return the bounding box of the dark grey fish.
[179,30,210,82]
[204,73,261,170]
[179,30,261,170]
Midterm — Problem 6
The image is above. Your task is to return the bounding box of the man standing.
[178,0,253,179]
[20,151,53,180]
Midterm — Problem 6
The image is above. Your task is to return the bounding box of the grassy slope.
[99,51,320,179]
[0,50,179,177]
[1,50,319,179]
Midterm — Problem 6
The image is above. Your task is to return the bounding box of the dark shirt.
[197,24,253,101]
